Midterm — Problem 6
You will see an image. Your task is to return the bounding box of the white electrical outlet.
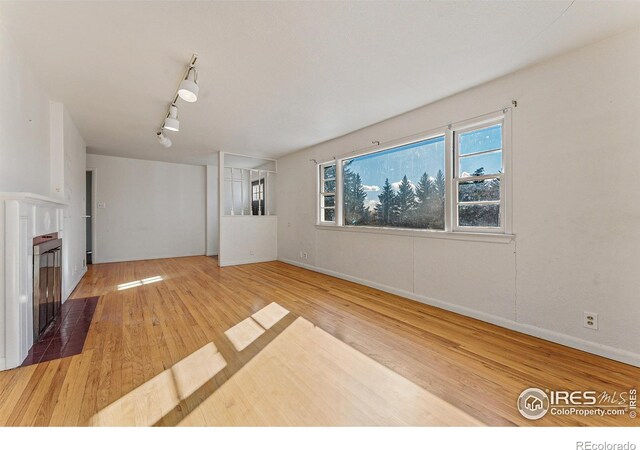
[583,312,598,330]
[97,201,106,209]
[249,249,254,255]
[302,252,308,260]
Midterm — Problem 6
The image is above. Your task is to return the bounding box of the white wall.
[206,165,219,256]
[219,216,278,266]
[49,102,87,300]
[0,27,50,194]
[87,154,206,263]
[276,27,640,366]
[61,105,87,299]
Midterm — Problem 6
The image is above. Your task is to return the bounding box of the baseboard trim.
[219,256,277,267]
[278,257,640,368]
[94,253,205,264]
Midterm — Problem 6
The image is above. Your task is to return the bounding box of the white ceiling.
[1,1,640,165]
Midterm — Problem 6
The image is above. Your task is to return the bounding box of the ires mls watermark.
[517,386,637,420]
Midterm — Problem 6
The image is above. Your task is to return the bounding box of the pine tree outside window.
[341,136,446,230]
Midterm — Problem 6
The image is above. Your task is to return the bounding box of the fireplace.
[33,233,62,342]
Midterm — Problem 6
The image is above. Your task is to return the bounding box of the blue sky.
[344,125,502,211]
[345,136,445,211]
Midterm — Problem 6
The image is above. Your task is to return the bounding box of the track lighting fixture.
[156,53,198,147]
[156,131,172,148]
[178,66,199,103]
[163,104,179,131]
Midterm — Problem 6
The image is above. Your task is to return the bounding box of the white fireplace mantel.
[0,192,68,207]
[0,192,68,370]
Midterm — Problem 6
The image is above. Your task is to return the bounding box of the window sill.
[314,224,514,244]
[222,215,277,218]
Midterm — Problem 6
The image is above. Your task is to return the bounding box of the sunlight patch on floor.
[117,275,163,291]
[89,342,226,426]
[179,317,484,426]
[224,317,265,351]
[252,302,290,330]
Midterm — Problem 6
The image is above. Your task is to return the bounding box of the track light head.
[163,104,179,131]
[178,67,199,102]
[156,131,172,148]
[155,55,198,147]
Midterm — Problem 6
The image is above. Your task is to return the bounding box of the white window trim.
[451,110,511,234]
[315,223,514,243]
[315,108,513,240]
[318,161,337,224]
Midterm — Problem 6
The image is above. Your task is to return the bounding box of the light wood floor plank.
[0,256,636,426]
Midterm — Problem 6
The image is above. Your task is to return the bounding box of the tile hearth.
[21,296,98,367]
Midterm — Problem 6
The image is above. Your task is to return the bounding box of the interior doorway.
[251,178,265,215]
[85,169,95,264]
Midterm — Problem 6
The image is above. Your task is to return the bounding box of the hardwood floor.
[0,256,637,426]
[178,316,482,426]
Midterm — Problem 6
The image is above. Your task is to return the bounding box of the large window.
[317,110,510,235]
[342,135,445,230]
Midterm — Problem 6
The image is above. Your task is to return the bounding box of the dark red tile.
[44,343,64,356]
[22,295,97,367]
[40,352,63,363]
[54,338,71,350]
[33,336,51,347]
[39,353,62,364]
[33,339,50,351]
[65,334,85,346]
[21,354,36,366]
[60,319,79,330]
[40,329,57,340]
[32,347,49,358]
[32,338,50,348]
[61,315,80,325]
[65,343,85,353]
[64,313,83,322]
[79,324,92,332]
[58,327,75,339]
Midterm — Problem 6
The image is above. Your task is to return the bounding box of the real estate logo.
[517,387,550,420]
[518,387,636,420]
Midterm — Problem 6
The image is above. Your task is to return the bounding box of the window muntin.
[454,121,504,231]
[319,162,336,223]
[342,136,445,230]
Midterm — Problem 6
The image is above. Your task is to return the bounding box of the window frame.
[315,109,512,238]
[451,113,510,234]
[318,161,337,224]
